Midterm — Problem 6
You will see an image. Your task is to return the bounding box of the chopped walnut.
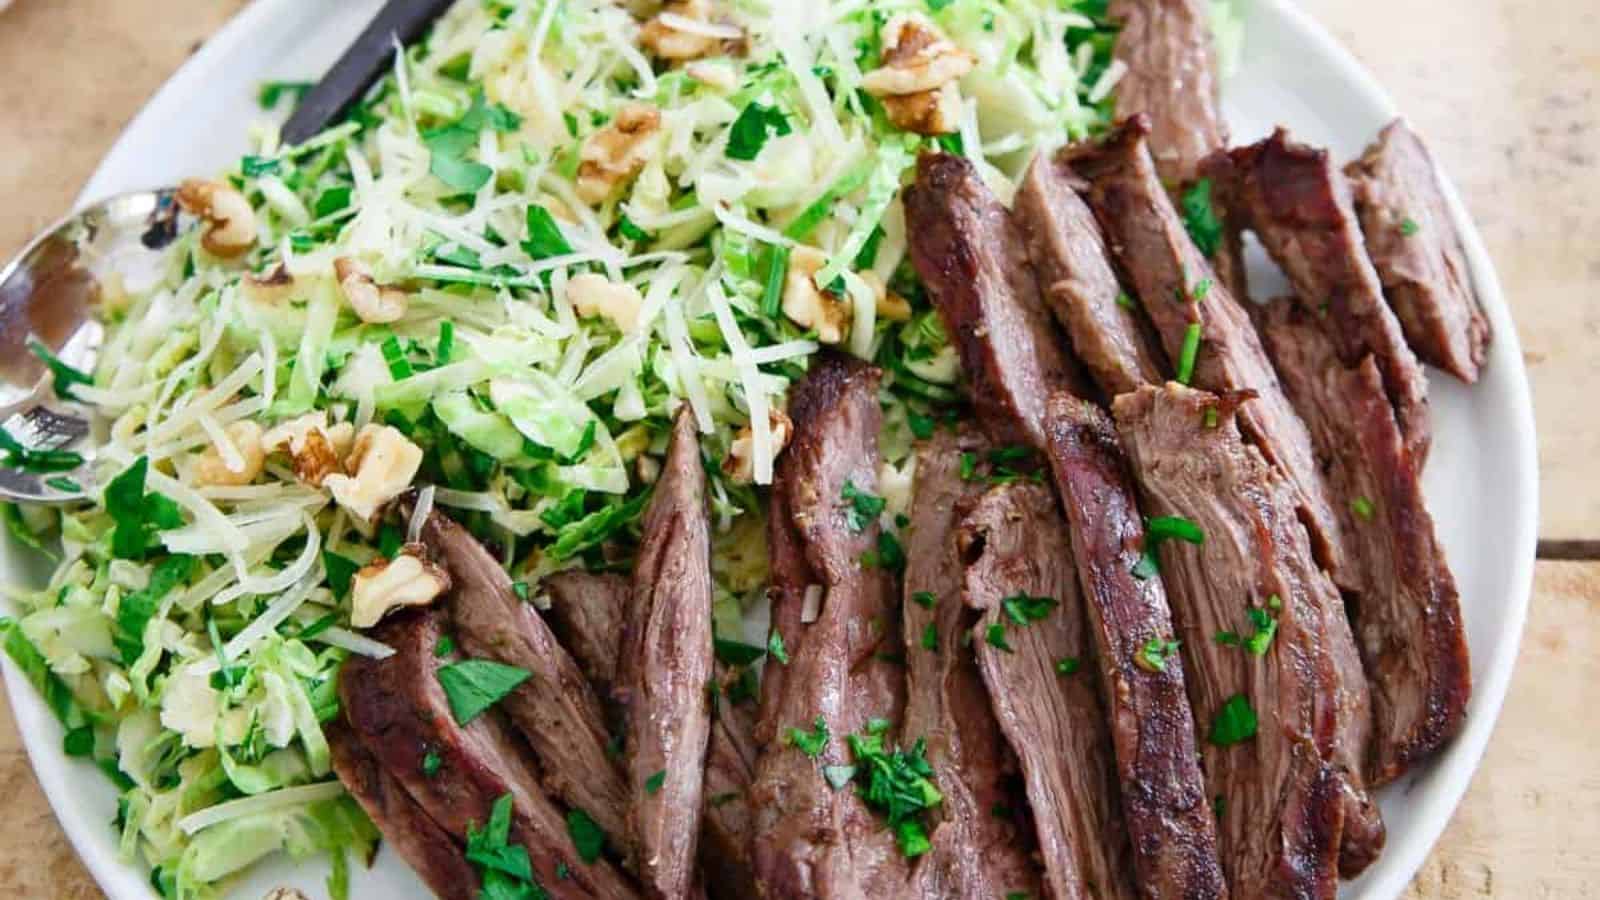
[640,0,737,62]
[262,413,356,488]
[576,103,662,205]
[860,14,975,136]
[859,271,913,322]
[176,178,258,258]
[192,421,266,487]
[567,272,645,332]
[722,409,794,483]
[782,247,852,344]
[334,257,407,324]
[350,544,452,629]
[324,424,424,522]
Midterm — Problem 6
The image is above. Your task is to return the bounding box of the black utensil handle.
[281,0,458,146]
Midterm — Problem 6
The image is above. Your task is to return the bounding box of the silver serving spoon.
[0,0,455,503]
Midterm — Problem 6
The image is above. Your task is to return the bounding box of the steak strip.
[1113,384,1383,897]
[1042,392,1229,900]
[904,151,1090,449]
[1107,0,1228,186]
[1212,129,1431,462]
[1061,115,1350,582]
[340,610,638,899]
[1261,301,1471,788]
[328,721,481,900]
[419,509,632,854]
[615,406,715,900]
[750,351,909,898]
[544,569,630,713]
[901,427,1042,900]
[1345,119,1491,383]
[1014,152,1171,396]
[959,483,1137,900]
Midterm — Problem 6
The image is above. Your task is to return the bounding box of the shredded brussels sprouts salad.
[0,0,1236,896]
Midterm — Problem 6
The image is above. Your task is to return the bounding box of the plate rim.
[2,0,1538,897]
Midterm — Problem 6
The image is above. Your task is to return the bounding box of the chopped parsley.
[1400,217,1421,237]
[1131,551,1160,581]
[1135,636,1181,672]
[522,204,574,260]
[422,751,442,777]
[1134,515,1205,578]
[1001,592,1057,626]
[436,659,532,725]
[842,480,887,532]
[844,731,943,858]
[984,622,1013,653]
[1056,656,1081,676]
[726,102,792,161]
[959,452,980,481]
[907,412,936,440]
[322,550,359,600]
[766,630,790,665]
[1209,694,1259,746]
[920,622,938,651]
[1180,178,1224,258]
[787,716,831,758]
[1176,321,1203,385]
[644,770,666,795]
[467,794,545,898]
[434,635,457,659]
[1115,291,1138,311]
[1351,496,1376,521]
[565,808,607,864]
[104,457,185,559]
[911,590,936,610]
[1214,630,1241,647]
[861,530,906,572]
[761,243,791,318]
[1244,606,1278,656]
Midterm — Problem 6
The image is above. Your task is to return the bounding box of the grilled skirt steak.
[615,406,715,900]
[1014,152,1170,397]
[1107,0,1228,186]
[1061,116,1350,586]
[1042,393,1229,900]
[1113,385,1384,898]
[750,351,910,898]
[1212,130,1431,463]
[1261,302,1471,789]
[905,151,1089,450]
[544,569,630,708]
[901,427,1043,900]
[340,610,639,899]
[419,510,632,853]
[1345,119,1491,383]
[959,483,1138,900]
[328,721,481,900]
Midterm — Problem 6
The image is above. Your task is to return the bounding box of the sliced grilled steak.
[750,351,910,898]
[544,569,629,705]
[1015,152,1170,396]
[615,406,715,900]
[419,510,631,852]
[1061,116,1350,583]
[905,152,1089,449]
[959,483,1138,900]
[1345,119,1491,383]
[1042,392,1228,900]
[1113,384,1384,896]
[701,665,761,900]
[1261,301,1471,788]
[328,721,481,900]
[1214,129,1431,462]
[340,610,638,899]
[1108,0,1228,185]
[901,427,1042,900]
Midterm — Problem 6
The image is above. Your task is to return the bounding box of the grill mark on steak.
[1107,0,1228,186]
[901,427,1043,900]
[1345,119,1491,384]
[1210,129,1431,463]
[328,721,482,900]
[1260,301,1471,791]
[1113,384,1382,899]
[1042,392,1228,900]
[1060,116,1350,585]
[959,483,1138,900]
[614,406,715,900]
[904,151,1091,450]
[750,351,910,898]
[417,509,632,855]
[1014,152,1171,396]
[340,609,639,899]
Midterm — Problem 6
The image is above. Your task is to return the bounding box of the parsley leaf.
[313,186,352,218]
[841,480,887,532]
[257,80,313,110]
[426,126,494,192]
[565,808,607,863]
[645,770,666,795]
[522,204,574,260]
[1209,694,1258,746]
[1244,606,1278,656]
[1180,177,1223,258]
[1001,592,1056,626]
[920,622,938,651]
[984,622,1012,653]
[437,659,532,725]
[104,457,184,559]
[911,591,935,609]
[1134,636,1181,672]
[113,554,194,665]
[422,751,442,777]
[1056,656,1081,676]
[468,794,535,882]
[861,530,906,572]
[786,716,830,758]
[1400,217,1421,237]
[726,102,792,161]
[323,550,359,600]
[767,630,790,665]
[845,732,943,858]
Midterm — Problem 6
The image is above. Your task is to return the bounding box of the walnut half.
[350,544,452,629]
[860,14,976,136]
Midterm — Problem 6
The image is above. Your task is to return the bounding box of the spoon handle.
[281,0,458,146]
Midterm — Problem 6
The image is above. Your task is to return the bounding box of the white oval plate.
[1,0,1538,897]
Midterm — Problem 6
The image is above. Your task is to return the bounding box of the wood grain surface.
[0,0,1595,897]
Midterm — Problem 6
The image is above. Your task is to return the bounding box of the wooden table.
[1,0,1595,896]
